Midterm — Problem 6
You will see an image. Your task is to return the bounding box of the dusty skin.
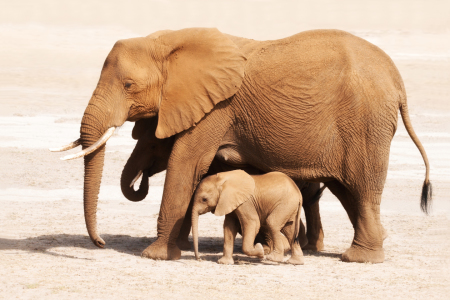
[1,1,450,299]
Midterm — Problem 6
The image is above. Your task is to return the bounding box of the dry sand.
[0,1,449,299]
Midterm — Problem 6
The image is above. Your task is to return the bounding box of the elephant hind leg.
[264,212,292,263]
[281,221,305,265]
[296,181,324,251]
[325,180,385,263]
[302,201,324,251]
[254,229,272,255]
[341,201,385,264]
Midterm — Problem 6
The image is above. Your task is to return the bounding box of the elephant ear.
[214,170,255,217]
[155,28,246,139]
[131,117,158,140]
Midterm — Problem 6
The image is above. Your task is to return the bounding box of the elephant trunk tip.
[92,236,106,248]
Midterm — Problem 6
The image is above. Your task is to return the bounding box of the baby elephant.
[192,170,304,265]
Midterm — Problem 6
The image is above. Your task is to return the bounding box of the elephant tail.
[399,101,432,214]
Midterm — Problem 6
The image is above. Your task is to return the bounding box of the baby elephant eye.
[124,82,133,89]
[202,198,207,203]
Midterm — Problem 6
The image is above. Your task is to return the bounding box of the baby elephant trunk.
[192,205,201,260]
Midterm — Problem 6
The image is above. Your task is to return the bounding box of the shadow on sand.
[0,234,342,263]
[0,234,222,260]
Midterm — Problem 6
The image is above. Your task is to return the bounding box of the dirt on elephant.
[0,1,449,299]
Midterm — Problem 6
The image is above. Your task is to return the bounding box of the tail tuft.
[420,180,433,215]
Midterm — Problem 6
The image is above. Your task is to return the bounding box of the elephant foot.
[265,250,284,263]
[341,245,384,264]
[176,238,191,251]
[254,243,265,258]
[141,240,181,260]
[262,244,272,255]
[244,243,265,258]
[301,240,324,252]
[287,255,304,265]
[218,256,234,265]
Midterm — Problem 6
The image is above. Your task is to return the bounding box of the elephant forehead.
[110,38,148,58]
[105,42,156,76]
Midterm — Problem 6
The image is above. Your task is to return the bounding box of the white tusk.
[60,127,116,161]
[130,170,143,188]
[49,139,81,152]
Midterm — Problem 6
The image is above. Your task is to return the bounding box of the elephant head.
[191,170,255,259]
[121,117,175,202]
[50,28,246,248]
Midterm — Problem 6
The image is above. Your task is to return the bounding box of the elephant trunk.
[80,102,110,248]
[192,205,201,260]
[120,162,149,202]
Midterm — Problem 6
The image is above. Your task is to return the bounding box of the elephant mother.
[52,28,431,263]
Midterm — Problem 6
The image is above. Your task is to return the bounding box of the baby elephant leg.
[282,222,305,265]
[255,228,290,255]
[218,214,239,265]
[241,220,264,259]
[265,214,288,263]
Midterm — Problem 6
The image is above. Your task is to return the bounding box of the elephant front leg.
[218,214,239,265]
[141,120,230,260]
[141,164,208,260]
[141,158,212,260]
[241,220,264,259]
[176,198,194,250]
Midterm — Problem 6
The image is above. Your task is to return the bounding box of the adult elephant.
[120,117,325,251]
[51,28,431,263]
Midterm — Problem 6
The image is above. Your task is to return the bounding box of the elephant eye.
[202,198,207,203]
[124,82,133,89]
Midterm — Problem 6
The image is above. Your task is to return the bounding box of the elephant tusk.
[130,170,143,188]
[60,127,116,161]
[49,138,81,152]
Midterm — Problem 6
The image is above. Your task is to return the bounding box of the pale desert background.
[0,1,449,299]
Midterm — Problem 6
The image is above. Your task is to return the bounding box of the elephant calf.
[192,170,304,265]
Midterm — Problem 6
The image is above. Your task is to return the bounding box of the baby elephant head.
[191,170,255,260]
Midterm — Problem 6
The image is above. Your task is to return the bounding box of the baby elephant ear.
[214,170,255,217]
[131,117,158,140]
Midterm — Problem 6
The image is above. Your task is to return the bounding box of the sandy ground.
[1,1,450,299]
